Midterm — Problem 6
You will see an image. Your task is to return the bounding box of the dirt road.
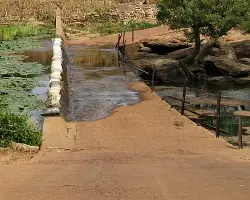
[1,27,250,200]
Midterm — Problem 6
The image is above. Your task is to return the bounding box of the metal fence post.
[238,116,243,149]
[132,28,134,42]
[216,91,221,138]
[181,80,187,115]
[122,31,125,45]
[151,67,155,92]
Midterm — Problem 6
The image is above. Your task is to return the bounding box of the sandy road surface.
[1,82,250,200]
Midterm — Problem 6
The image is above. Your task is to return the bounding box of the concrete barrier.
[43,37,68,116]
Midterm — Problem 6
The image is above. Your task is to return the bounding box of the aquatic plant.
[0,56,46,77]
[0,77,43,114]
[0,111,42,147]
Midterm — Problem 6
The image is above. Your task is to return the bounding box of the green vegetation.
[0,24,49,42]
[95,20,158,36]
[0,111,42,147]
[0,77,42,115]
[157,0,250,64]
[0,26,51,148]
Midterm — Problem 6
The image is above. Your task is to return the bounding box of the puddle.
[63,45,140,121]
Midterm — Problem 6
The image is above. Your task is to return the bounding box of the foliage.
[157,0,250,40]
[157,0,250,65]
[0,111,42,147]
[95,20,157,36]
[0,24,49,42]
[0,56,46,76]
[0,77,42,115]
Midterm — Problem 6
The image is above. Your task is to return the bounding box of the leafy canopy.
[157,0,250,39]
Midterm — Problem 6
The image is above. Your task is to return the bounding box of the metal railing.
[115,30,245,149]
[115,31,156,92]
[162,81,246,149]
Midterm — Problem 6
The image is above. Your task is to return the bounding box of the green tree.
[157,0,250,65]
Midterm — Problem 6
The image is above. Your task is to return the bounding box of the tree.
[157,0,250,65]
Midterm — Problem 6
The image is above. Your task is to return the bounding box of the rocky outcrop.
[142,40,190,54]
[138,46,152,53]
[229,40,250,59]
[141,30,190,54]
[203,56,250,78]
[207,76,235,83]
[239,58,250,65]
[11,142,39,152]
[208,46,237,61]
[151,59,187,84]
[131,55,186,84]
[166,47,194,60]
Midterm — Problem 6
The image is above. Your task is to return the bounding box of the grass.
[0,24,47,42]
[95,20,158,36]
[0,111,42,148]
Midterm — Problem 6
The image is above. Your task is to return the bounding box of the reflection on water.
[22,38,53,66]
[63,45,140,121]
[22,39,52,127]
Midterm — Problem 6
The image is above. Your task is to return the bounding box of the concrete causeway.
[1,27,250,200]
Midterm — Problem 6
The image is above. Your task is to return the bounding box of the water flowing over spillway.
[63,45,140,121]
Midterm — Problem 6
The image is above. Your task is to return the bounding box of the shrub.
[0,111,42,147]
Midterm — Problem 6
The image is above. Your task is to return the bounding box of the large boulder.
[142,40,190,54]
[239,58,250,65]
[130,52,166,67]
[203,56,250,78]
[207,46,237,61]
[141,30,190,54]
[138,46,152,53]
[166,47,194,60]
[207,76,235,83]
[138,58,187,84]
[228,40,250,59]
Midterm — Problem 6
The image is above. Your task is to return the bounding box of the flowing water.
[62,44,140,122]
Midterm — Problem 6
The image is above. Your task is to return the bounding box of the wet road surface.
[64,45,140,121]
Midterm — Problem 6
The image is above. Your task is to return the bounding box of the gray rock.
[167,47,194,60]
[203,56,250,78]
[138,46,152,53]
[142,40,190,54]
[239,58,250,65]
[229,40,250,59]
[11,142,39,152]
[142,58,187,84]
[207,76,235,83]
[208,46,237,61]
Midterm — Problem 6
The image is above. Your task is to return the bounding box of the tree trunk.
[196,39,215,62]
[181,27,201,64]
